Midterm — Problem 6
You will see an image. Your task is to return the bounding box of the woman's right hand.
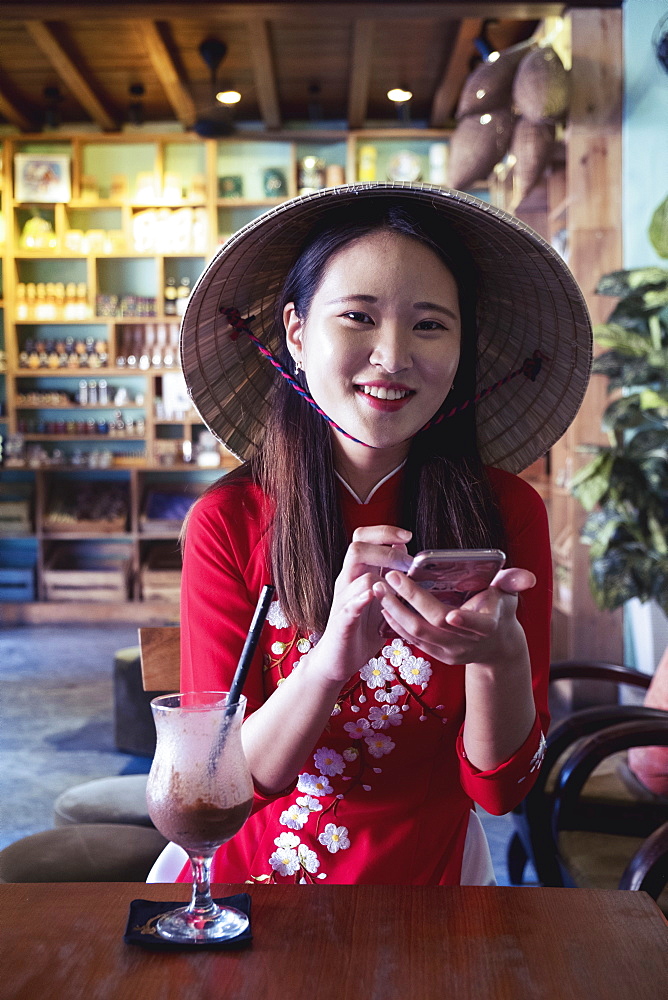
[313,524,412,685]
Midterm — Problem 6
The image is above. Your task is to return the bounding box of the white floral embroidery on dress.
[382,638,411,667]
[269,846,301,875]
[318,823,351,854]
[368,704,403,730]
[364,731,396,758]
[279,802,310,830]
[298,843,321,873]
[266,600,290,629]
[297,773,333,797]
[517,732,547,784]
[274,831,300,849]
[529,732,547,772]
[398,654,433,686]
[360,656,395,688]
[296,794,323,812]
[374,683,404,704]
[314,746,346,776]
[343,718,371,740]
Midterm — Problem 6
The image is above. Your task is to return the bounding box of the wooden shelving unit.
[0,126,464,621]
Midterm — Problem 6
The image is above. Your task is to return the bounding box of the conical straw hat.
[181,182,591,474]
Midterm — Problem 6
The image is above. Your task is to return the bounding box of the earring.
[294,358,303,374]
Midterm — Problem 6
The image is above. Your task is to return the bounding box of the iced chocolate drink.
[146,692,254,943]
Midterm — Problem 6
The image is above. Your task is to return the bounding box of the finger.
[344,541,413,576]
[351,525,412,546]
[383,569,453,626]
[491,568,536,594]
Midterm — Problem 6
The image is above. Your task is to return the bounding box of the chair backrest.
[138,626,180,692]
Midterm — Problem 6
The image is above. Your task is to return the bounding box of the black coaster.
[124,893,252,951]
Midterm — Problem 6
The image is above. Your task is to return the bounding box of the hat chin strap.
[220,307,547,450]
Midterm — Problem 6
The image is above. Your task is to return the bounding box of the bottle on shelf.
[35,283,48,320]
[164,276,178,315]
[16,283,28,320]
[47,342,60,369]
[98,379,109,405]
[78,379,88,405]
[76,282,89,320]
[153,323,166,367]
[64,282,78,320]
[175,276,191,317]
[140,324,154,370]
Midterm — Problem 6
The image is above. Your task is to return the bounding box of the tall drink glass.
[146,692,253,943]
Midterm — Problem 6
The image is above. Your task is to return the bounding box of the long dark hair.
[191,199,505,633]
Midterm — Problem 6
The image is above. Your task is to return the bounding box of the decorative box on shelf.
[0,564,35,602]
[43,482,129,534]
[0,484,32,536]
[140,486,202,534]
[43,542,132,602]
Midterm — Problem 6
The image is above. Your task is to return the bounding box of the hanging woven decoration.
[456,40,534,119]
[508,118,556,206]
[447,109,514,191]
[512,45,570,124]
[447,36,570,205]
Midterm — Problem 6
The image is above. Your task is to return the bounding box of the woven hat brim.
[181,183,592,474]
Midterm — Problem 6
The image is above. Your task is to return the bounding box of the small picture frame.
[218,175,243,199]
[14,153,71,203]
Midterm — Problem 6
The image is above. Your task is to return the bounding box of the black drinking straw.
[207,585,276,774]
[226,584,275,710]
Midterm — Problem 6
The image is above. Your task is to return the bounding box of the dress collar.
[334,461,407,505]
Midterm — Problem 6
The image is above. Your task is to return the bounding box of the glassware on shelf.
[175,277,191,317]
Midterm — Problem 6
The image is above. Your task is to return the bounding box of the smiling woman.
[157,183,592,889]
[282,225,462,490]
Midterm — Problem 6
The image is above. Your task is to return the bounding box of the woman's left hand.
[373,567,535,667]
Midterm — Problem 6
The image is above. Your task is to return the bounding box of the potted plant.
[571,196,668,670]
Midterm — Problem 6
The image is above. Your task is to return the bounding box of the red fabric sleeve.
[180,482,268,713]
[456,470,552,815]
[180,481,294,807]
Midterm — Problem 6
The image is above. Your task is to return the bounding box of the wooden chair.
[508,660,668,909]
[138,625,181,692]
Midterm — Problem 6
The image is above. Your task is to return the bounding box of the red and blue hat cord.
[221,306,547,450]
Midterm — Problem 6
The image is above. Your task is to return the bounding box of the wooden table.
[1,883,666,1000]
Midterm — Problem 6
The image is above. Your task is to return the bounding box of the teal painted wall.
[623,0,668,267]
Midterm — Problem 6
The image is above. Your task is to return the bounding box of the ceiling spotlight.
[215,90,241,105]
[387,87,413,103]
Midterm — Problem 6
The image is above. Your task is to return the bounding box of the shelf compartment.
[140,541,182,601]
[43,479,129,534]
[140,483,202,535]
[43,541,132,602]
[0,565,35,602]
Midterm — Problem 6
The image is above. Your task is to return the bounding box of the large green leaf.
[570,452,613,510]
[649,194,668,259]
[596,267,668,297]
[593,323,651,356]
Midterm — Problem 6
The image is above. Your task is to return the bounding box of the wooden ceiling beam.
[139,20,197,129]
[24,20,116,131]
[430,17,483,126]
[1,6,574,22]
[247,18,281,130]
[347,18,374,129]
[0,85,33,132]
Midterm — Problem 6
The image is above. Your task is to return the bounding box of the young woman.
[150,184,592,886]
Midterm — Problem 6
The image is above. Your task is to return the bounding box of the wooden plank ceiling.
[0,2,579,133]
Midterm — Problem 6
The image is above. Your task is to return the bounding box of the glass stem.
[188,854,218,918]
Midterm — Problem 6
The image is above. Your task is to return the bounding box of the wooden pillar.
[549,8,624,662]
